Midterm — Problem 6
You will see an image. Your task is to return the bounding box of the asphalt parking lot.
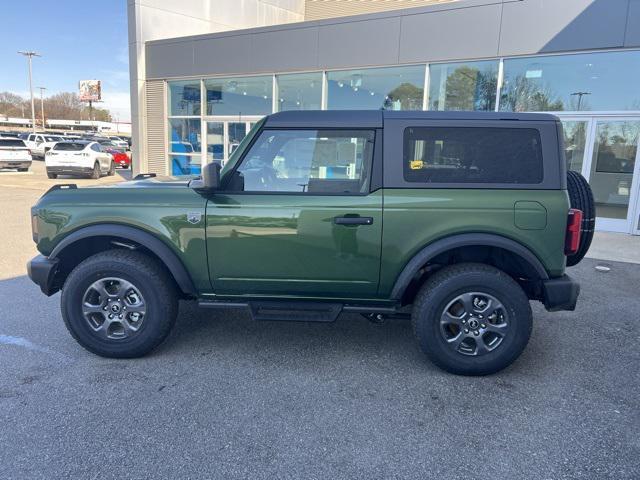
[0,163,638,479]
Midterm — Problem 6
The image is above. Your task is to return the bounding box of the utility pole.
[38,87,47,129]
[17,51,41,133]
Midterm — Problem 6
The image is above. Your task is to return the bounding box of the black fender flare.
[390,233,549,301]
[49,224,197,295]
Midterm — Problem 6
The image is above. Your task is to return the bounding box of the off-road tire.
[46,171,57,179]
[107,161,116,176]
[61,250,178,358]
[566,170,595,266]
[90,162,100,179]
[412,263,532,376]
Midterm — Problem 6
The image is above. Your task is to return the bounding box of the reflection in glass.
[500,50,640,112]
[429,61,498,111]
[237,129,375,193]
[276,72,323,111]
[171,155,201,176]
[589,121,640,220]
[206,122,224,163]
[168,80,201,116]
[169,118,201,154]
[205,76,272,115]
[562,121,588,172]
[228,122,247,160]
[327,65,425,110]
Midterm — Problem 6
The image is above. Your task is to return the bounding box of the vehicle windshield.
[53,142,87,151]
[0,139,25,147]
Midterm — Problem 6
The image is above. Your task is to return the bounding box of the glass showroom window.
[428,60,499,111]
[276,72,323,111]
[167,80,202,176]
[327,65,425,110]
[169,118,202,176]
[500,50,640,112]
[205,76,273,116]
[167,80,201,116]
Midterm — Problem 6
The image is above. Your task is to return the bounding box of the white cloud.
[101,91,131,122]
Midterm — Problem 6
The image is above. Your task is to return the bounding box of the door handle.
[334,216,374,226]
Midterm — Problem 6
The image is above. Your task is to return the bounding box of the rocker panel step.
[249,301,342,322]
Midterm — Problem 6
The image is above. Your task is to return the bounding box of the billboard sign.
[79,80,101,102]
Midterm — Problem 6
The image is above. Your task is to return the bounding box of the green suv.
[27,111,594,375]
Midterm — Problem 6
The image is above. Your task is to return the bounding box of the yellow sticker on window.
[409,160,423,170]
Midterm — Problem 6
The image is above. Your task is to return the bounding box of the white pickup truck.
[0,138,32,171]
[23,133,66,158]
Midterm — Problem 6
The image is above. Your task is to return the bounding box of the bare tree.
[0,91,112,122]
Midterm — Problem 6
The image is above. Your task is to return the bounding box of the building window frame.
[162,47,640,176]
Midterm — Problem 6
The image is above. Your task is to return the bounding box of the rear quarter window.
[403,127,544,185]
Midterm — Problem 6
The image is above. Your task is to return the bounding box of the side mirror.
[191,162,221,192]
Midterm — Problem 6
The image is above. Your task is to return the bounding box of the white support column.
[201,78,207,166]
[272,74,278,113]
[495,58,504,112]
[422,63,430,111]
[321,71,328,110]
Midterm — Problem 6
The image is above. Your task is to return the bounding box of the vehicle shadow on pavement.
[3,258,639,381]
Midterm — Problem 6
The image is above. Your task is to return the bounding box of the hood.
[95,176,191,189]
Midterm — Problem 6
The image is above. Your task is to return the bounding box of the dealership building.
[128,0,640,234]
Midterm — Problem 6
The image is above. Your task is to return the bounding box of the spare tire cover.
[566,170,595,266]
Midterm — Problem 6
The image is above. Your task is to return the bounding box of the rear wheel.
[107,161,115,176]
[61,250,178,358]
[412,263,532,376]
[566,170,595,266]
[90,162,100,179]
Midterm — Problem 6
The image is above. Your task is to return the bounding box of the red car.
[104,147,131,169]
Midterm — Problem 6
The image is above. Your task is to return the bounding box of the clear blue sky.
[0,0,130,121]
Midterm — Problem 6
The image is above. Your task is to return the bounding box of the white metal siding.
[144,80,167,175]
[304,0,458,20]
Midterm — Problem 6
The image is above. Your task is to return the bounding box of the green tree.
[384,83,424,110]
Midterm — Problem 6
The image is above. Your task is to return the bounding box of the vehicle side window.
[91,144,101,152]
[28,135,34,142]
[403,127,544,184]
[232,129,375,194]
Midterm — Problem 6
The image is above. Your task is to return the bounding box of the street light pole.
[17,51,41,133]
[38,87,47,129]
[570,91,591,112]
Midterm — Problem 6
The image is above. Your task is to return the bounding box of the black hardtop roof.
[264,110,559,128]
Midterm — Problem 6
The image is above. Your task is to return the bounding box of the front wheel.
[107,161,116,176]
[46,170,57,179]
[61,250,178,358]
[412,263,532,376]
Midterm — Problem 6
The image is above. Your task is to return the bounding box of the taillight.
[565,208,583,256]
